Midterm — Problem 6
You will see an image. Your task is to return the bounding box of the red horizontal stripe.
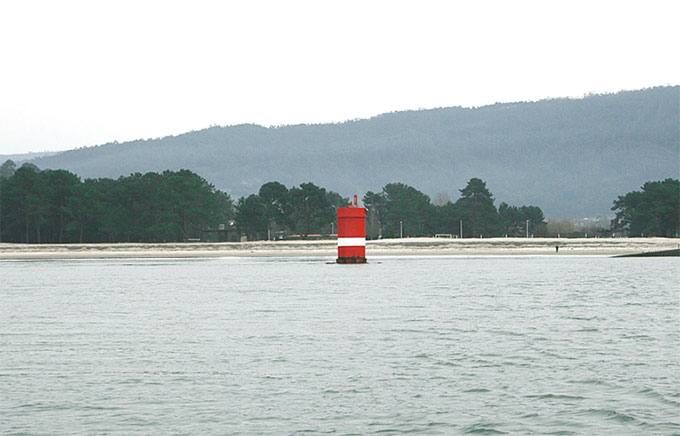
[338,246,365,258]
[337,217,365,238]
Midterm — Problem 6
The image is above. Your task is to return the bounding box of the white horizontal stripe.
[337,237,365,247]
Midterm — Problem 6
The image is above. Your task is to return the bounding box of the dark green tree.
[163,170,225,241]
[114,173,151,241]
[259,181,289,237]
[434,201,463,236]
[0,159,16,179]
[499,203,546,236]
[0,167,233,243]
[235,194,267,240]
[68,179,101,242]
[89,177,123,242]
[611,178,679,237]
[455,178,500,237]
[326,191,349,209]
[42,169,81,242]
[214,190,234,227]
[0,160,13,241]
[3,165,46,242]
[521,206,546,236]
[362,190,387,239]
[381,183,434,238]
[326,190,349,234]
[498,202,521,235]
[287,182,334,237]
[20,162,41,172]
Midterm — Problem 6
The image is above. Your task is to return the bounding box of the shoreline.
[1,237,678,260]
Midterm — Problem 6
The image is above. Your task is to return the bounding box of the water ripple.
[1,256,678,435]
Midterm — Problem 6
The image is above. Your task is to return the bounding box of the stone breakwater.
[0,238,677,259]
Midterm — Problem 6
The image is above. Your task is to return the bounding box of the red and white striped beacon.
[336,195,367,264]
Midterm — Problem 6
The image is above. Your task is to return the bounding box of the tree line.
[363,178,545,239]
[233,178,547,240]
[0,160,546,243]
[0,160,231,243]
[234,181,347,240]
[1,158,676,243]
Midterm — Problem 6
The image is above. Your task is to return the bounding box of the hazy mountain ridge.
[29,86,679,218]
[0,151,59,164]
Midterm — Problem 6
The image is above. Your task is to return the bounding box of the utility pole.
[459,220,463,239]
[400,220,403,238]
[526,220,529,238]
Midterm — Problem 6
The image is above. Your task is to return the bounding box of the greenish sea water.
[1,256,678,435]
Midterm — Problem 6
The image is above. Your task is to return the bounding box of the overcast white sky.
[0,0,678,155]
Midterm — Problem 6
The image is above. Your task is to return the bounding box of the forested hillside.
[30,87,679,218]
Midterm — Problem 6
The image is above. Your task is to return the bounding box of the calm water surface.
[1,256,679,435]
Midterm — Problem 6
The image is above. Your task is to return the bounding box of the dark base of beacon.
[336,257,367,264]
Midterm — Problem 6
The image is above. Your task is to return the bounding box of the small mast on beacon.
[336,195,367,264]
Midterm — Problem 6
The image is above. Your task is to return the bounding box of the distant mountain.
[30,86,679,218]
[1,151,59,164]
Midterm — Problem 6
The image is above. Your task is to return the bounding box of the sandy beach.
[1,237,678,259]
